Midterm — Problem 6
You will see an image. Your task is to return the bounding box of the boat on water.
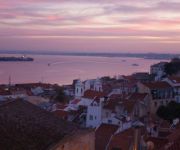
[0,56,34,62]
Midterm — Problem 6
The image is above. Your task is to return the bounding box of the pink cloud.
[1,0,180,53]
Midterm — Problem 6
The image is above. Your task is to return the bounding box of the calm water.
[0,54,163,85]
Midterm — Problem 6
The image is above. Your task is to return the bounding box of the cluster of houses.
[58,75,179,130]
[53,60,180,149]
[0,60,180,150]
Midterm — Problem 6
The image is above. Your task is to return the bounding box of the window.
[89,115,93,120]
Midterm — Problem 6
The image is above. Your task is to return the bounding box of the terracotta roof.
[0,99,78,150]
[166,137,180,150]
[103,98,122,111]
[109,94,122,99]
[145,137,168,150]
[159,120,171,129]
[53,110,68,120]
[167,128,180,142]
[107,128,133,150]
[117,93,146,113]
[158,128,180,150]
[122,100,137,113]
[83,90,106,99]
[143,81,172,89]
[127,93,148,101]
[168,76,180,84]
[95,123,119,150]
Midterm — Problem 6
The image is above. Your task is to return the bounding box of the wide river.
[0,54,164,85]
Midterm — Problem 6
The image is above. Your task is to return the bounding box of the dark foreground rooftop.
[0,99,78,150]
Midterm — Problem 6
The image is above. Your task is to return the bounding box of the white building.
[93,78,103,92]
[75,80,84,98]
[86,97,104,128]
[164,76,180,103]
[75,78,103,98]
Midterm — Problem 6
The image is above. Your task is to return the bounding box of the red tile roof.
[122,100,137,113]
[167,128,180,142]
[143,81,172,89]
[158,128,180,150]
[83,90,106,99]
[95,123,119,150]
[109,94,122,99]
[168,76,180,84]
[127,93,148,101]
[107,128,133,150]
[0,99,78,150]
[104,93,147,112]
[166,137,180,150]
[116,93,147,113]
[103,98,122,111]
[145,137,168,150]
[53,110,68,120]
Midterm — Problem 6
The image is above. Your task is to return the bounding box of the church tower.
[94,78,103,92]
[75,80,84,98]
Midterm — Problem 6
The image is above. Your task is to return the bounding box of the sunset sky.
[0,0,180,53]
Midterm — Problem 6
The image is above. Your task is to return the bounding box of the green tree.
[156,105,168,120]
[165,58,180,76]
[156,101,180,122]
[54,87,67,103]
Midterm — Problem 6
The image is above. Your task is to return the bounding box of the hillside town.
[0,58,180,150]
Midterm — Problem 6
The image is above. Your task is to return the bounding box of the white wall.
[86,102,102,128]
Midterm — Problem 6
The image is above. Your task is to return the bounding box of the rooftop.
[83,90,106,99]
[0,99,78,150]
[107,128,133,150]
[168,76,180,84]
[95,123,119,150]
[143,81,172,89]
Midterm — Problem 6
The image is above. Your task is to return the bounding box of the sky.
[0,0,180,53]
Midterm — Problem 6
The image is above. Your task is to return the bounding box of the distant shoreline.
[0,51,179,60]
